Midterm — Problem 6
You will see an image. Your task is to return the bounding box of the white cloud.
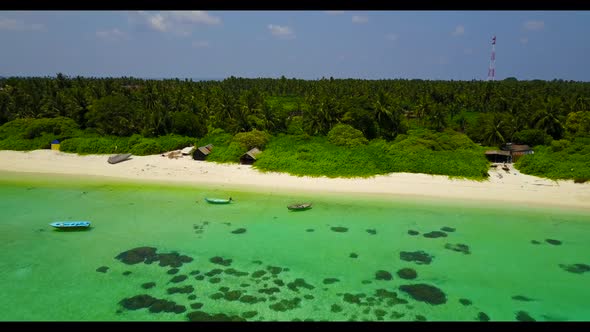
[325,11,345,15]
[385,33,398,41]
[464,48,473,54]
[268,24,295,39]
[136,11,221,36]
[524,20,544,31]
[520,37,529,44]
[169,11,221,25]
[352,15,368,24]
[96,28,127,41]
[0,18,45,31]
[452,25,465,36]
[192,40,209,48]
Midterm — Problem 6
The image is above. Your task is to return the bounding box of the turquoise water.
[0,171,589,321]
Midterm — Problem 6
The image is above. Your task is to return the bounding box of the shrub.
[327,124,368,147]
[513,129,552,147]
[233,129,271,150]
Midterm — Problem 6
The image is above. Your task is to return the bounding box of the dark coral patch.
[306,229,315,232]
[459,298,472,306]
[167,285,194,295]
[366,229,377,235]
[375,270,393,281]
[231,228,247,234]
[187,311,245,321]
[477,312,490,321]
[512,295,535,302]
[195,275,205,281]
[304,294,314,300]
[546,239,562,246]
[251,270,267,278]
[96,266,109,273]
[269,298,302,312]
[209,293,224,300]
[531,240,541,245]
[444,243,471,255]
[331,304,343,313]
[141,282,156,289]
[210,256,232,266]
[167,268,179,275]
[189,270,200,275]
[258,287,280,295]
[287,278,315,292]
[399,284,447,305]
[267,266,283,275]
[187,295,197,300]
[122,271,132,276]
[242,311,258,319]
[170,275,188,283]
[441,226,455,232]
[205,269,224,277]
[407,230,420,236]
[323,278,340,284]
[400,251,433,265]
[374,289,408,306]
[559,263,590,274]
[120,294,156,310]
[415,315,427,321]
[349,253,358,259]
[273,279,285,287]
[342,293,366,305]
[209,277,221,284]
[423,231,447,238]
[331,226,348,233]
[397,268,417,280]
[516,311,535,322]
[116,247,157,265]
[361,280,372,284]
[190,302,203,309]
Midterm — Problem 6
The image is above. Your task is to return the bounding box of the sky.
[0,11,589,81]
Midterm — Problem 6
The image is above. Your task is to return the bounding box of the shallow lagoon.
[0,172,588,321]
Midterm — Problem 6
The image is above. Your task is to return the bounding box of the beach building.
[193,144,213,161]
[51,139,60,151]
[502,143,534,163]
[240,148,262,165]
[484,150,511,163]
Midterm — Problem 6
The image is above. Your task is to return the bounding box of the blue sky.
[1,11,589,81]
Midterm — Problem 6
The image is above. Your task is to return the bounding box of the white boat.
[50,221,91,229]
[205,197,232,204]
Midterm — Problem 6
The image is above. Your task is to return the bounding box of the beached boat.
[205,197,233,204]
[288,203,312,211]
[50,221,91,229]
[108,153,132,164]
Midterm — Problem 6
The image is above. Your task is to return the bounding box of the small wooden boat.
[108,153,132,164]
[205,197,233,204]
[50,221,91,229]
[288,203,312,211]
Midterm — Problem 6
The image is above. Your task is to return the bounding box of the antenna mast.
[487,35,496,81]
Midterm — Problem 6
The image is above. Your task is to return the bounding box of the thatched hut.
[484,150,511,163]
[240,148,262,165]
[193,144,213,161]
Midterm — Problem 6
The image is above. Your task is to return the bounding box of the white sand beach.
[0,149,589,210]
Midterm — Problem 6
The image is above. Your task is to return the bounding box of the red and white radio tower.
[487,35,496,81]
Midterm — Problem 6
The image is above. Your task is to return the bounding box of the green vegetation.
[0,75,589,180]
[254,130,489,179]
[516,137,590,182]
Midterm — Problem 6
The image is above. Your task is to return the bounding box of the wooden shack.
[192,144,213,161]
[240,148,262,165]
[484,150,511,163]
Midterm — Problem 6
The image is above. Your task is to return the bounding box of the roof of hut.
[243,148,262,160]
[197,146,212,155]
[485,150,511,156]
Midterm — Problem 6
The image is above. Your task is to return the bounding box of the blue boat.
[50,221,91,229]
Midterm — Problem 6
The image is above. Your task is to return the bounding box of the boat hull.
[205,198,232,204]
[50,221,91,229]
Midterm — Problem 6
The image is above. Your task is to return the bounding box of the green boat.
[288,203,312,211]
[205,197,233,204]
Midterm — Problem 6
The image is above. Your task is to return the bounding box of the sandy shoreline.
[0,149,589,210]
